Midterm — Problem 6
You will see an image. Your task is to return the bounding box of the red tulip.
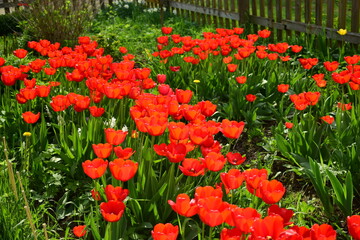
[268,205,294,226]
[310,224,336,240]
[347,215,360,240]
[277,84,290,93]
[105,184,129,202]
[161,26,173,34]
[204,152,226,172]
[168,122,189,140]
[113,146,135,159]
[323,61,339,72]
[91,189,101,201]
[259,179,286,204]
[236,76,247,84]
[22,111,40,124]
[195,186,223,201]
[291,45,303,53]
[89,106,105,117]
[285,122,294,129]
[249,215,284,240]
[100,200,125,222]
[109,158,138,181]
[244,168,268,192]
[258,29,271,38]
[220,169,244,191]
[227,64,238,72]
[165,142,187,163]
[232,207,261,233]
[179,158,206,177]
[226,152,246,165]
[92,143,113,158]
[168,193,198,217]
[13,49,28,59]
[35,85,51,97]
[220,227,244,240]
[82,158,108,179]
[151,223,179,240]
[73,225,86,237]
[221,119,245,139]
[245,94,257,102]
[104,128,128,145]
[320,116,334,124]
[176,89,193,104]
[198,196,228,227]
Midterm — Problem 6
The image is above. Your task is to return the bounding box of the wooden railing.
[146,0,360,44]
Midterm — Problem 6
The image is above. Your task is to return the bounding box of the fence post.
[238,0,249,24]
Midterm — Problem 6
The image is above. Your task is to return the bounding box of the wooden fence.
[0,0,114,14]
[146,0,360,44]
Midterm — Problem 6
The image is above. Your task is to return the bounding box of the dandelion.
[23,132,32,137]
[337,29,347,35]
[193,79,200,83]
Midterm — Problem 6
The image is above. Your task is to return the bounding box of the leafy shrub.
[0,11,23,36]
[17,0,94,46]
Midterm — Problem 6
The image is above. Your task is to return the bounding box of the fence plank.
[200,0,206,25]
[259,0,265,17]
[224,0,230,28]
[304,0,311,24]
[315,0,322,26]
[230,0,236,27]
[218,0,224,27]
[326,0,334,28]
[275,0,282,40]
[251,0,258,31]
[213,0,218,27]
[352,0,360,33]
[338,0,346,29]
[238,0,249,24]
[206,0,212,25]
[285,0,291,37]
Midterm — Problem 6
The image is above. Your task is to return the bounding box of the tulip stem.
[201,223,205,240]
[209,226,213,240]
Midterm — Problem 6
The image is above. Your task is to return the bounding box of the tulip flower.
[179,158,206,177]
[268,205,294,226]
[104,128,128,145]
[231,207,261,233]
[259,179,286,204]
[250,215,284,240]
[221,119,245,139]
[22,111,40,124]
[220,169,244,191]
[82,158,108,179]
[105,184,129,202]
[310,224,336,240]
[197,196,228,227]
[195,186,223,201]
[109,158,138,182]
[13,49,28,59]
[168,193,198,217]
[73,225,86,237]
[226,152,246,165]
[151,223,178,240]
[92,143,113,158]
[100,200,126,222]
[347,215,360,240]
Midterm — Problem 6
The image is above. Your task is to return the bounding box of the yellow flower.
[337,29,347,36]
[193,79,200,83]
[23,132,32,137]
